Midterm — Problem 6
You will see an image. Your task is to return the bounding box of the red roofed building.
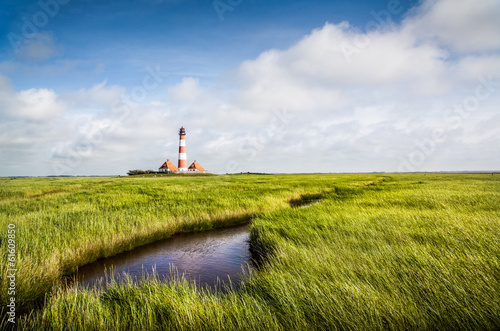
[188,160,207,173]
[159,159,179,173]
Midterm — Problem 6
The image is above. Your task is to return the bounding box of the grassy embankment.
[0,174,499,330]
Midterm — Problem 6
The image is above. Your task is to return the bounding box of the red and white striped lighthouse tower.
[178,126,187,171]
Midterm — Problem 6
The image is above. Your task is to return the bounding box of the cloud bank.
[1,0,499,176]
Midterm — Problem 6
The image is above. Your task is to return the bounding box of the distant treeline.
[127,170,156,176]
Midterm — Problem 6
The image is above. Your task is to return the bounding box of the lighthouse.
[157,126,208,174]
[178,126,187,171]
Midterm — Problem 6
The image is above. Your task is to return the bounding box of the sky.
[0,0,499,176]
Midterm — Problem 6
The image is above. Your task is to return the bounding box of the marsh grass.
[1,174,499,330]
[0,174,341,310]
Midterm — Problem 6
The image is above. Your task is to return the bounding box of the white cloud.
[209,0,500,173]
[0,74,66,121]
[63,81,127,113]
[403,0,500,53]
[168,77,204,104]
[236,19,455,109]
[15,88,66,121]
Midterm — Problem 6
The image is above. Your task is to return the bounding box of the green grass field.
[0,173,499,330]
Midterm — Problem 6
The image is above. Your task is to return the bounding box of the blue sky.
[1,0,499,175]
[1,0,416,90]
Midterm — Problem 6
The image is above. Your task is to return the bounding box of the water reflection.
[74,224,251,290]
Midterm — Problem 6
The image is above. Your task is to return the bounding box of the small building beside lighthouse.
[188,160,207,173]
[158,159,179,173]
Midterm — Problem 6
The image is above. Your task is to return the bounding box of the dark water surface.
[74,224,251,290]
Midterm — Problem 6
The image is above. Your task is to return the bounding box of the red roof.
[188,161,206,171]
[159,159,179,171]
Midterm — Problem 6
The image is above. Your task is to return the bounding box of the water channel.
[73,223,252,290]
